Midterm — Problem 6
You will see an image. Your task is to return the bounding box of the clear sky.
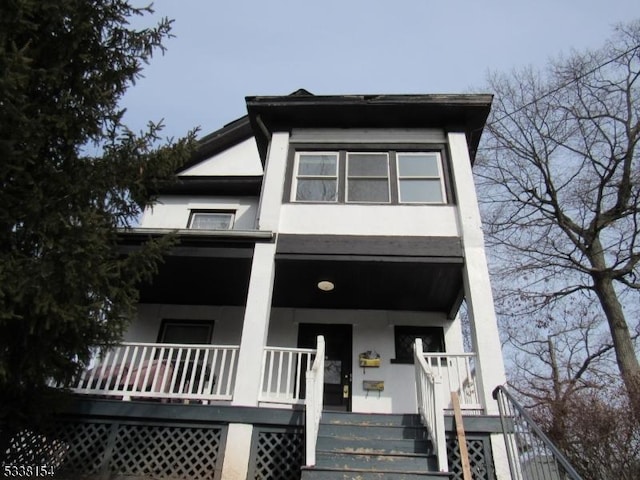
[123,0,639,140]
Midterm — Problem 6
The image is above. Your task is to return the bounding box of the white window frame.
[187,211,235,230]
[396,152,447,204]
[291,152,339,203]
[346,152,391,204]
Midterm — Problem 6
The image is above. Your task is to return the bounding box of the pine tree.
[0,0,196,442]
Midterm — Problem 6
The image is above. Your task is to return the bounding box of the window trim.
[291,152,340,203]
[157,319,215,345]
[287,146,450,206]
[187,210,236,230]
[396,152,447,204]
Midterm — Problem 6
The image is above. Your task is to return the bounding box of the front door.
[298,323,352,411]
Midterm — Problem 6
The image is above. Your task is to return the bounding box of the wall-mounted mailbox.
[359,351,381,368]
[363,380,384,391]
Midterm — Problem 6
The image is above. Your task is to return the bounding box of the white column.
[220,423,253,480]
[448,132,506,413]
[232,131,289,406]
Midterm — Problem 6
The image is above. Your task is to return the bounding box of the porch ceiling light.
[317,280,335,292]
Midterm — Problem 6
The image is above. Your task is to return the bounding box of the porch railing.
[493,386,583,480]
[70,342,239,402]
[414,338,448,472]
[259,346,316,404]
[422,352,481,412]
[305,335,325,467]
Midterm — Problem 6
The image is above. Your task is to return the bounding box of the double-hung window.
[397,153,446,203]
[293,153,338,202]
[346,153,390,203]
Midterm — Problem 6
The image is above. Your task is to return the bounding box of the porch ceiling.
[137,252,253,306]
[271,257,464,314]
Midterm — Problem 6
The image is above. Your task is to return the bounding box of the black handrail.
[493,385,583,480]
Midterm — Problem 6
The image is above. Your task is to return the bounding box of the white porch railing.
[259,346,316,404]
[422,352,481,411]
[305,335,325,467]
[414,338,448,472]
[70,342,239,402]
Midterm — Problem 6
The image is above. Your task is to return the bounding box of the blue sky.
[123,0,639,139]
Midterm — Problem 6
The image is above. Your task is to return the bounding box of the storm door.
[298,323,352,411]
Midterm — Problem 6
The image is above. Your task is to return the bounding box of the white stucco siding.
[179,138,263,176]
[126,304,245,345]
[140,196,259,230]
[267,308,459,414]
[279,204,459,237]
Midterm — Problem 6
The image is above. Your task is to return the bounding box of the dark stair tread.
[317,448,432,458]
[316,438,432,455]
[301,465,452,480]
[321,412,423,427]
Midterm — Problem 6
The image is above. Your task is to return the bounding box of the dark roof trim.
[245,93,492,164]
[118,228,274,248]
[154,176,262,196]
[176,115,255,174]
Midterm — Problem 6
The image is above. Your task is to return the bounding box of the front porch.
[66,340,481,413]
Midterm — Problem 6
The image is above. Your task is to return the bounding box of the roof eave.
[245,93,493,164]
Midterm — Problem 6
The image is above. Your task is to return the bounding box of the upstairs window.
[293,153,338,202]
[397,153,446,203]
[291,150,447,204]
[188,211,235,230]
[346,153,390,203]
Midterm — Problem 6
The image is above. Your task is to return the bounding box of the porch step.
[300,467,451,480]
[301,412,448,480]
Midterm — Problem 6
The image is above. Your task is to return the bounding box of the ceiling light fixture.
[317,280,335,292]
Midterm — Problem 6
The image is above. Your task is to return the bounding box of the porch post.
[447,132,506,414]
[232,131,289,406]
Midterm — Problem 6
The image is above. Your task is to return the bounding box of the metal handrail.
[493,385,583,480]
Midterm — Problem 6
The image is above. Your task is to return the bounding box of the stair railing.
[305,335,325,467]
[493,386,583,480]
[414,338,448,472]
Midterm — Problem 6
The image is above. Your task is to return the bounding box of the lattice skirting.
[447,434,496,480]
[2,420,226,479]
[248,427,304,480]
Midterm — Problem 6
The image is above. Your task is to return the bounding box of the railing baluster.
[131,346,146,394]
[168,348,181,394]
[188,348,201,396]
[122,346,138,391]
[225,348,236,397]
[266,350,275,397]
[197,348,210,395]
[294,352,303,400]
[285,351,293,399]
[211,348,221,396]
[177,348,191,395]
[276,351,285,396]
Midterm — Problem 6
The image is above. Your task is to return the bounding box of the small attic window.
[188,211,235,230]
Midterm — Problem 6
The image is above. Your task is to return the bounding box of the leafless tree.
[477,20,640,410]
[501,306,639,479]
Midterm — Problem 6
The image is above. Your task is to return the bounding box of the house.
[6,91,525,479]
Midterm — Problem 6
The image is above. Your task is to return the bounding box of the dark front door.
[298,323,352,411]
